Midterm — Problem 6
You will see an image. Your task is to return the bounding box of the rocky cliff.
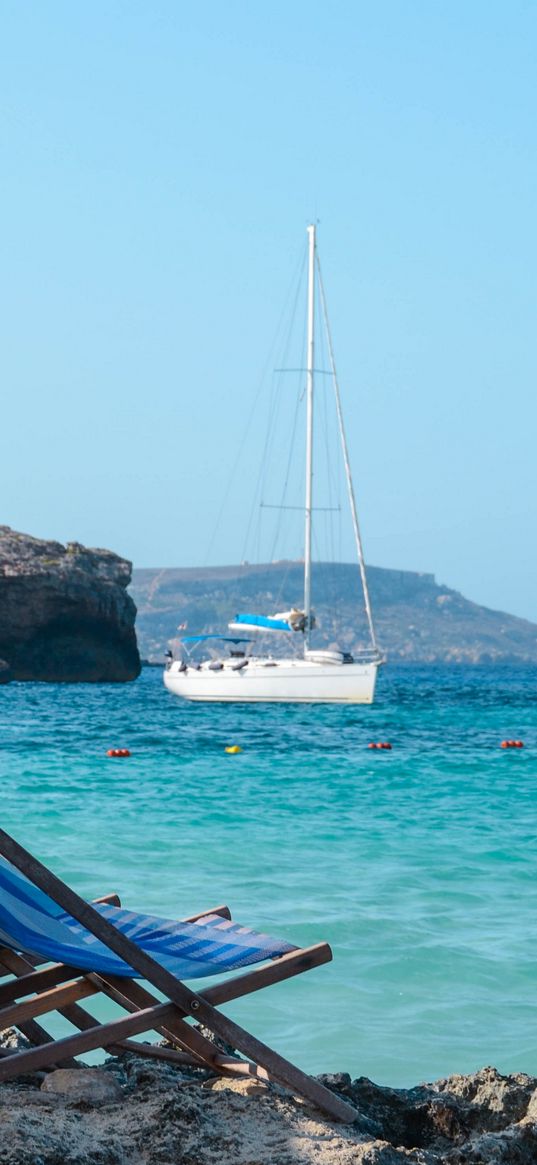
[130,560,537,664]
[0,526,140,682]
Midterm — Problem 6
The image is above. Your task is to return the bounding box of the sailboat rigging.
[164,225,383,703]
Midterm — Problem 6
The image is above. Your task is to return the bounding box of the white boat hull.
[164,657,379,704]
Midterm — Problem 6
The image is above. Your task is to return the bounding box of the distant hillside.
[130,561,537,664]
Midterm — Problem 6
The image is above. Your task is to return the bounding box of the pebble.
[41,1068,123,1104]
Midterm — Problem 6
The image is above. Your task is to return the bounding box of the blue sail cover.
[181,634,252,644]
[229,613,292,633]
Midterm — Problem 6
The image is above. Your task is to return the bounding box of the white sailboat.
[164,225,382,703]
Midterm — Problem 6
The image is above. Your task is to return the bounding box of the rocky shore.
[0,526,140,682]
[2,1052,537,1164]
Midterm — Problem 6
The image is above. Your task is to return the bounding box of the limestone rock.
[204,1075,269,1097]
[0,525,140,681]
[1,1062,537,1164]
[345,1066,537,1160]
[0,1026,29,1051]
[41,1067,123,1104]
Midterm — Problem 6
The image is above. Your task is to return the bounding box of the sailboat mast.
[304,223,315,652]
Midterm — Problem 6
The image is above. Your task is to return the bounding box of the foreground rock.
[41,1067,123,1103]
[0,1059,536,1164]
[0,526,140,681]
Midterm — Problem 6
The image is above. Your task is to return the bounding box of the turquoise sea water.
[1,664,537,1087]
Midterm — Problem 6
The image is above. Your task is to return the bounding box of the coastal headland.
[1,1052,536,1164]
[0,526,140,682]
[131,560,537,665]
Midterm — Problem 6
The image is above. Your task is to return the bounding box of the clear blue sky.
[1,1,536,620]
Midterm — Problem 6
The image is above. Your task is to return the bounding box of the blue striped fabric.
[0,857,296,979]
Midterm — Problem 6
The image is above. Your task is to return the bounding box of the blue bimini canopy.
[229,613,292,633]
[0,857,296,980]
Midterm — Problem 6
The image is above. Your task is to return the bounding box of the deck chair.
[0,828,357,1123]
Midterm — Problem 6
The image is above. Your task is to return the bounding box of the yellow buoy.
[225,745,242,754]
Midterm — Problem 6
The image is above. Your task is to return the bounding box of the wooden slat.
[0,978,99,1029]
[0,949,45,976]
[117,1039,197,1065]
[0,830,358,1122]
[0,947,116,1045]
[182,904,232,922]
[204,943,332,1005]
[0,949,79,1069]
[0,1003,176,1083]
[99,942,330,1022]
[0,962,80,1007]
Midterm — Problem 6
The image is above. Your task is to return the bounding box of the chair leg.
[99,969,358,1122]
[93,947,356,1123]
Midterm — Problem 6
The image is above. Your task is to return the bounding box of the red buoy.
[107,748,131,758]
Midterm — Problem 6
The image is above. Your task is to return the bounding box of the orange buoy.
[107,748,130,757]
[500,740,524,749]
[367,742,377,749]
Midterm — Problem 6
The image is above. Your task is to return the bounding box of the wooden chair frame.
[0,829,357,1122]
